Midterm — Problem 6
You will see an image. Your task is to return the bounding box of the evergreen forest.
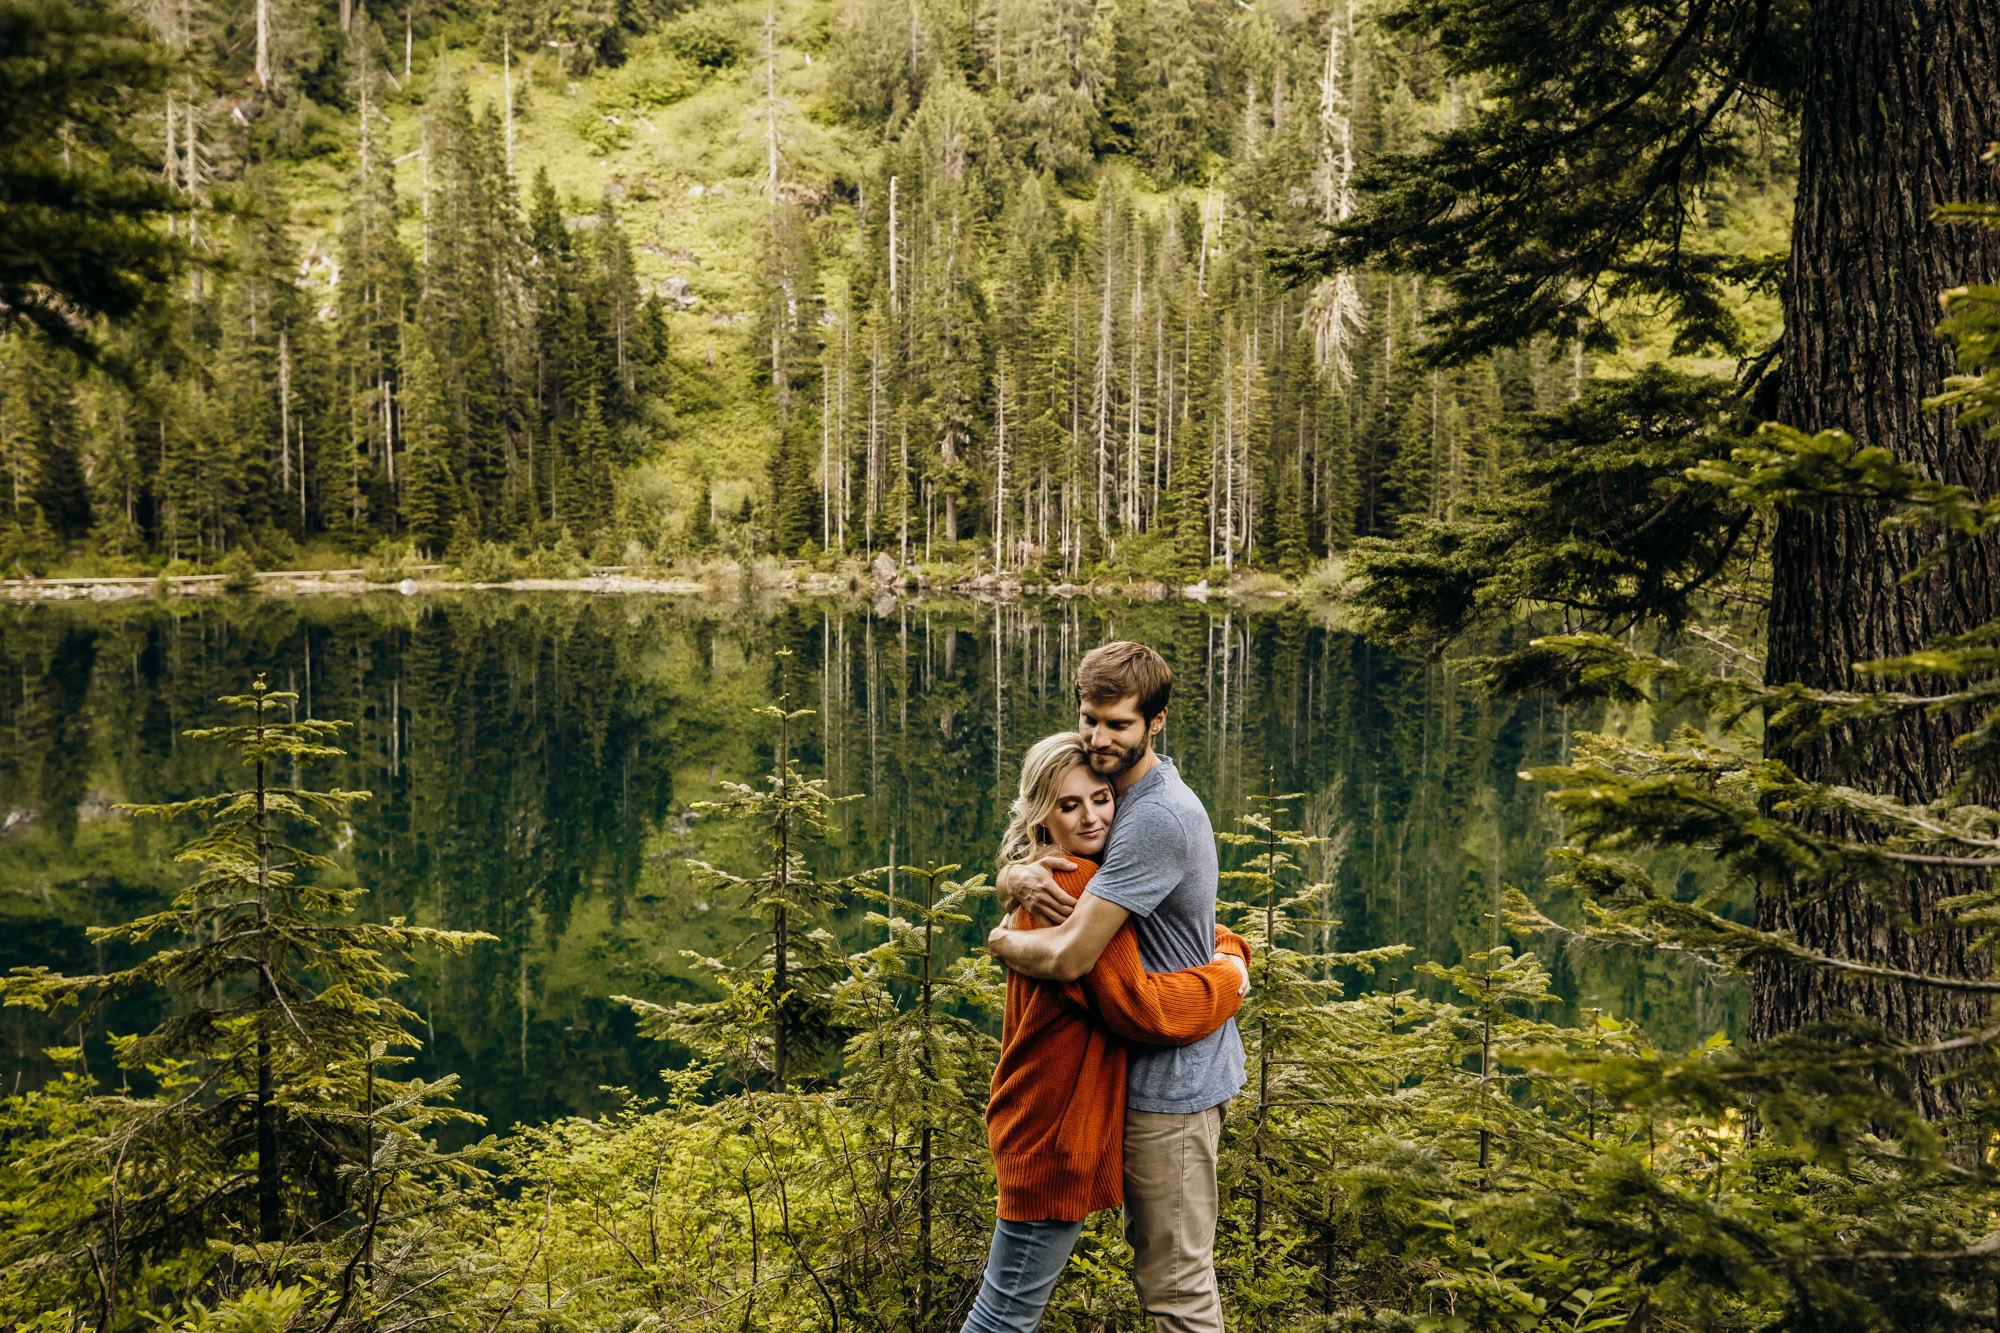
[0,0,1785,582]
[9,0,2000,1328]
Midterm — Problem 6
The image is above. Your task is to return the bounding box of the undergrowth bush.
[50,551,154,579]
[218,548,257,593]
[451,540,520,584]
[518,530,589,579]
[360,538,421,583]
[659,12,747,69]
[595,49,704,111]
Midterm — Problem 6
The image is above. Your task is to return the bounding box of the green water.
[0,593,1737,1128]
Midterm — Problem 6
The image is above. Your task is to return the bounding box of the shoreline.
[0,564,1342,606]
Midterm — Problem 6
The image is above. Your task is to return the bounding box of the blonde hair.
[997,732,1098,866]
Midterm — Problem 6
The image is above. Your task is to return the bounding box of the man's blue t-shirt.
[1084,755,1246,1114]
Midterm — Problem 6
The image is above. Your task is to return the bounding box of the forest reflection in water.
[0,593,1739,1130]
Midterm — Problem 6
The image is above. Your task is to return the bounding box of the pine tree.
[686,472,716,552]
[0,0,188,362]
[0,679,489,1316]
[770,417,819,555]
[526,166,575,530]
[79,372,146,556]
[1266,458,1308,575]
[1382,381,1433,526]
[1378,306,2000,1322]
[211,300,275,552]
[0,336,49,535]
[1215,782,1404,1321]
[1131,0,1214,182]
[400,326,459,556]
[618,654,871,1089]
[1348,368,1756,684]
[213,170,316,546]
[836,859,1001,1332]
[1303,0,2000,1091]
[420,87,520,538]
[993,180,1059,555]
[16,344,89,542]
[330,32,413,544]
[987,0,1115,179]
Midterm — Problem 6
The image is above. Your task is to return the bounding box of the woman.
[964,732,1250,1333]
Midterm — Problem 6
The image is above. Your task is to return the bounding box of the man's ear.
[1148,709,1166,740]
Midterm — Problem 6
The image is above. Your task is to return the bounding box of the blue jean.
[958,1216,1087,1333]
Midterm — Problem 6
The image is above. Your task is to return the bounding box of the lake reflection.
[0,593,1739,1128]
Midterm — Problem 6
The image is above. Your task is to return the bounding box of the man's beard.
[1087,736,1147,780]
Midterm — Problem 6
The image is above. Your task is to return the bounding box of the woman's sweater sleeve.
[1062,922,1251,1046]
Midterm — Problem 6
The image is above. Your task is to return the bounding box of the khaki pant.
[1122,1105,1225,1333]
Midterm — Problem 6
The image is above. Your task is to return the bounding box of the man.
[987,641,1242,1333]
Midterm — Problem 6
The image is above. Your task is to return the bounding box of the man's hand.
[995,856,1080,921]
[1215,951,1250,996]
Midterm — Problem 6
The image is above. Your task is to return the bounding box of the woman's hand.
[1214,951,1250,996]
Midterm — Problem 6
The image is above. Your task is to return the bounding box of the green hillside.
[283,1,869,527]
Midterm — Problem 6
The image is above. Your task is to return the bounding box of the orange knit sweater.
[986,858,1250,1222]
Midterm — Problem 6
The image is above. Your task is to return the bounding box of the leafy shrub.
[266,97,345,160]
[219,548,258,594]
[0,516,57,578]
[626,64,701,108]
[1231,569,1291,597]
[594,55,702,112]
[1103,529,1182,584]
[452,541,520,584]
[1302,554,1355,597]
[574,110,631,154]
[588,532,641,566]
[249,523,300,568]
[519,530,589,579]
[659,12,745,69]
[50,551,152,578]
[361,538,421,584]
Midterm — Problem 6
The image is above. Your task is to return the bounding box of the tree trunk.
[772,904,787,1090]
[254,0,271,89]
[773,705,791,1091]
[917,869,935,1333]
[1760,0,2000,1117]
[254,746,281,1242]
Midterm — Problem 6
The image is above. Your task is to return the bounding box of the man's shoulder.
[1149,764,1214,835]
[1111,792,1192,847]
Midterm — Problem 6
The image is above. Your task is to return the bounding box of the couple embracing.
[964,642,1247,1333]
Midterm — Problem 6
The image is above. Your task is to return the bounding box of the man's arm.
[994,855,1080,920]
[1059,925,1252,1046]
[987,891,1130,982]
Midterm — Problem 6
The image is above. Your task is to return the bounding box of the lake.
[0,592,1738,1129]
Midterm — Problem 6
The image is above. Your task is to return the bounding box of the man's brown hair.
[1075,641,1173,721]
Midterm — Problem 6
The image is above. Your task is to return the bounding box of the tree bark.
[1761,0,2000,1116]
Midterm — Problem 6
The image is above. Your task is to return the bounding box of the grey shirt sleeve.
[1084,802,1187,919]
